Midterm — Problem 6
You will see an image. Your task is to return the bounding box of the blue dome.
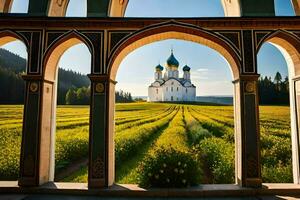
[167,52,179,67]
[183,65,190,71]
[155,64,164,71]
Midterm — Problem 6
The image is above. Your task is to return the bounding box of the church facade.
[148,51,196,102]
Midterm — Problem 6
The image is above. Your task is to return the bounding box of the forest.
[0,48,289,105]
[0,48,133,104]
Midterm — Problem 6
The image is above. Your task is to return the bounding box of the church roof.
[166,51,179,67]
[155,64,164,71]
[183,65,191,71]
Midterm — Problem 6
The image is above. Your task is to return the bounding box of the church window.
[156,89,158,94]
[186,88,188,93]
[177,87,179,91]
[172,82,174,85]
[171,96,173,101]
[171,87,173,92]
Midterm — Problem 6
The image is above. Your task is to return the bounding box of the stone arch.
[47,0,70,16]
[0,0,13,13]
[43,30,93,82]
[108,21,241,80]
[0,30,29,72]
[291,0,300,16]
[0,30,28,47]
[257,30,300,78]
[221,0,241,17]
[40,30,93,182]
[105,21,242,185]
[109,0,241,17]
[108,0,128,17]
[257,30,300,184]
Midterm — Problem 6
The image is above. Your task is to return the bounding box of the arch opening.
[275,0,296,16]
[111,38,236,185]
[10,0,29,13]
[109,30,240,82]
[0,34,28,181]
[42,34,92,183]
[105,24,242,186]
[48,0,87,17]
[110,0,241,17]
[257,32,300,184]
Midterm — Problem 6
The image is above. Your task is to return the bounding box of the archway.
[48,0,86,17]
[106,22,243,185]
[257,30,300,184]
[112,38,235,185]
[110,0,240,17]
[275,0,295,16]
[0,0,29,13]
[0,31,28,181]
[40,31,93,183]
[0,0,13,13]
[48,0,70,16]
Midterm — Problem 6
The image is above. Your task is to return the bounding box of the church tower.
[164,50,179,79]
[155,64,163,80]
[183,65,191,80]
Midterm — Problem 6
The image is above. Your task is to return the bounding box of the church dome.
[183,65,191,71]
[155,64,164,71]
[166,51,179,67]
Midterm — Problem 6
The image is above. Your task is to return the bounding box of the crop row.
[116,106,173,126]
[138,107,202,187]
[183,107,235,183]
[115,106,179,166]
[116,106,175,133]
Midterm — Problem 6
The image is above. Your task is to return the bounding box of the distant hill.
[0,48,90,104]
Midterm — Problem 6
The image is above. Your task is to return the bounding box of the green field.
[0,103,292,185]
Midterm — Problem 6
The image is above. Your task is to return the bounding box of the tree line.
[0,48,290,105]
[258,72,289,105]
[65,87,133,104]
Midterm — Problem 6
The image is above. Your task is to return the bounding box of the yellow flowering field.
[0,103,292,184]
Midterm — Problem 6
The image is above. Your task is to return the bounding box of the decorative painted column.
[19,76,53,186]
[88,75,116,188]
[233,75,262,187]
[291,77,300,184]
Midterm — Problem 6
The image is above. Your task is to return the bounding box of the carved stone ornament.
[245,81,255,93]
[23,155,34,176]
[30,82,39,93]
[95,83,105,93]
[92,156,104,178]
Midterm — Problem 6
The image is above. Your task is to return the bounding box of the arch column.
[88,75,116,188]
[18,76,54,186]
[291,76,300,184]
[233,75,262,187]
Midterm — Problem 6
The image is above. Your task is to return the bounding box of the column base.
[88,178,105,189]
[18,177,37,187]
[245,178,262,188]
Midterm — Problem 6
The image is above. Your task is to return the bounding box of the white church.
[148,50,196,102]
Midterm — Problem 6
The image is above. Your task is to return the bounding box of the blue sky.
[3,0,294,96]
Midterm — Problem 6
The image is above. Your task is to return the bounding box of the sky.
[2,0,295,96]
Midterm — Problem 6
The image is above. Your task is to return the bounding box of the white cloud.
[196,68,209,72]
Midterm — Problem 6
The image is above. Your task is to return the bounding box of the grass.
[0,103,293,184]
